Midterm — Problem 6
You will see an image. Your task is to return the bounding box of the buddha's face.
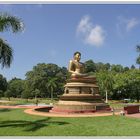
[74,53,81,62]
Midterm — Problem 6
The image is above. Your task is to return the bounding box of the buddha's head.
[74,51,81,62]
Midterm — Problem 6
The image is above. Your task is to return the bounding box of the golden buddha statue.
[68,51,88,78]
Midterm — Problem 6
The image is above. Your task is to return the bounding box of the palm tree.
[136,45,140,69]
[0,12,24,68]
[46,77,58,102]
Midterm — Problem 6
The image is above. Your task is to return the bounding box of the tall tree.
[95,62,105,72]
[7,78,24,98]
[113,72,130,100]
[96,71,114,103]
[0,12,24,68]
[136,45,140,69]
[25,63,67,98]
[84,59,96,73]
[131,65,136,69]
[111,64,124,73]
[104,63,111,71]
[46,77,58,102]
[127,69,140,102]
[0,74,7,97]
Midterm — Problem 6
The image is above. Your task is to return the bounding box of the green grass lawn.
[0,108,140,136]
[0,97,58,106]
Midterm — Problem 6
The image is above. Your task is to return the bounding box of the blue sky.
[0,4,140,80]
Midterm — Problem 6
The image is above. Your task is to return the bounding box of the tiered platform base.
[50,77,110,113]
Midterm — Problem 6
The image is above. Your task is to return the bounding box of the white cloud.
[126,18,139,32]
[117,16,139,34]
[85,25,105,46]
[77,15,91,34]
[76,15,105,47]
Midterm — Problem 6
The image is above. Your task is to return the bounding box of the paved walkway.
[0,100,11,103]
[126,113,140,118]
[1,105,140,118]
[0,105,37,109]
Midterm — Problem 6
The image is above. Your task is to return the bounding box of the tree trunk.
[136,92,139,103]
[35,95,38,106]
[105,90,108,103]
[51,89,53,101]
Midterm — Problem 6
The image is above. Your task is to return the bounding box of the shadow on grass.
[0,109,11,112]
[0,118,69,131]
